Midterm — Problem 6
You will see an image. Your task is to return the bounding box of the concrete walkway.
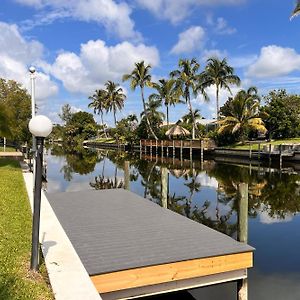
[21,163,101,300]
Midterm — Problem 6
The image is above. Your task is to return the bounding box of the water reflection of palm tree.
[90,175,124,190]
[142,161,159,199]
[184,170,201,217]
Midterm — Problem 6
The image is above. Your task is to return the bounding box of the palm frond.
[291,0,300,19]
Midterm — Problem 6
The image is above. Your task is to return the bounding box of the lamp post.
[29,66,36,174]
[28,115,53,271]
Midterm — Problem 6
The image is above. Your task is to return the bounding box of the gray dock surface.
[47,189,254,276]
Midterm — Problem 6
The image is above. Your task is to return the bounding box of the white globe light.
[29,66,36,74]
[29,115,53,137]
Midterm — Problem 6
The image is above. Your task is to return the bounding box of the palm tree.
[141,98,165,123]
[88,89,108,137]
[218,88,267,140]
[291,0,300,19]
[150,79,182,128]
[200,57,241,122]
[104,81,126,127]
[170,58,207,139]
[182,108,202,125]
[123,61,158,140]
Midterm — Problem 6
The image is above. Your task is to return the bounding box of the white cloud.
[229,54,258,68]
[215,17,236,35]
[47,39,160,94]
[171,26,205,55]
[136,0,245,24]
[201,49,228,62]
[171,26,205,54]
[15,0,139,40]
[247,45,300,78]
[0,22,58,102]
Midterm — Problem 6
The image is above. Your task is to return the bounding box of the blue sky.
[1,0,300,125]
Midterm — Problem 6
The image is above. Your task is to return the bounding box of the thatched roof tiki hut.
[165,125,191,139]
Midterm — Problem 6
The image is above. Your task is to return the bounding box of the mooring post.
[268,143,271,162]
[279,144,282,169]
[249,143,252,159]
[200,139,204,162]
[124,160,130,190]
[161,167,168,209]
[237,183,249,300]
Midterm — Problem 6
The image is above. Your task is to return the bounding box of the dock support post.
[161,167,168,209]
[180,141,183,162]
[268,144,272,163]
[166,143,169,157]
[258,143,261,161]
[249,144,252,160]
[237,183,248,300]
[190,140,192,161]
[200,139,204,163]
[156,140,158,157]
[161,140,164,158]
[140,140,142,159]
[173,140,175,158]
[279,144,282,169]
[150,140,152,157]
[124,161,130,190]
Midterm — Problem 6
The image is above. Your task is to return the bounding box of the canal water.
[45,145,300,300]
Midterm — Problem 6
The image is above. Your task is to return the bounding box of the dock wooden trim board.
[91,252,252,293]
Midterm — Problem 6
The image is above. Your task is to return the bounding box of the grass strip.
[0,158,53,300]
[226,138,300,150]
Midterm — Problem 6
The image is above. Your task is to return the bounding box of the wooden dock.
[47,189,254,300]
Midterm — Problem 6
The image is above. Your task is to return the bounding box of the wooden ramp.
[47,189,254,300]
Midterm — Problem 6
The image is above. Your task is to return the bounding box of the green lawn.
[0,158,53,300]
[0,146,17,152]
[227,138,300,150]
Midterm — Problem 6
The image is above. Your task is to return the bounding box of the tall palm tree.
[150,79,182,128]
[88,89,108,137]
[123,61,158,140]
[218,88,267,140]
[104,81,126,127]
[200,57,241,122]
[291,0,300,19]
[170,58,207,139]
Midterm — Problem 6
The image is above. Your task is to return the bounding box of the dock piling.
[161,167,168,209]
[180,140,183,162]
[279,144,282,169]
[124,161,130,190]
[237,183,249,300]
